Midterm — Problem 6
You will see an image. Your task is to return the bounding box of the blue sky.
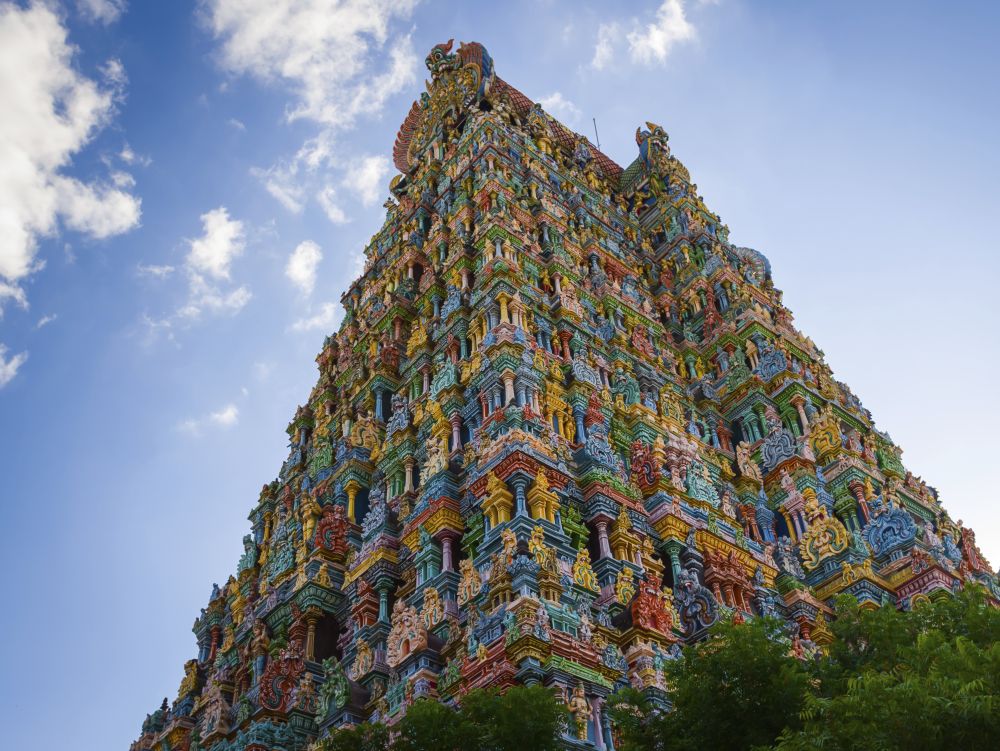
[1,1,998,748]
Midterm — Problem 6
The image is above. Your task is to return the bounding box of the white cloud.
[202,0,419,128]
[342,155,389,207]
[227,117,246,131]
[0,281,28,312]
[0,344,28,388]
[252,164,305,213]
[628,0,696,64]
[592,23,619,70]
[286,240,322,296]
[317,185,349,225]
[537,92,582,125]
[119,142,151,167]
[592,1,697,70]
[137,263,175,279]
[210,403,239,426]
[201,1,417,215]
[176,273,251,319]
[140,207,251,342]
[110,170,136,189]
[35,313,57,329]
[77,0,127,25]
[187,207,245,280]
[178,402,239,435]
[290,302,340,333]
[0,2,141,312]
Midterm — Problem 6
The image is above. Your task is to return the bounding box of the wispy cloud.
[177,402,239,435]
[76,0,127,25]
[0,344,28,388]
[285,240,323,296]
[35,314,58,329]
[592,0,697,70]
[342,155,390,207]
[537,92,582,126]
[139,207,251,344]
[137,263,176,279]
[290,302,340,333]
[201,0,417,219]
[0,3,141,314]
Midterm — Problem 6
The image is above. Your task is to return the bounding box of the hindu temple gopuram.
[132,40,998,751]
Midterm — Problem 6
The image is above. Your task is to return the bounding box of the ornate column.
[791,395,810,434]
[377,582,391,624]
[595,520,612,559]
[304,606,321,661]
[558,330,573,361]
[781,509,796,541]
[441,536,455,572]
[345,480,361,524]
[503,374,515,405]
[404,458,415,493]
[664,541,683,583]
[511,476,528,517]
[450,412,462,451]
[207,625,221,662]
[590,696,606,750]
[849,481,871,523]
[574,406,587,442]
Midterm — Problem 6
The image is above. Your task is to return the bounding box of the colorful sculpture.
[131,41,997,751]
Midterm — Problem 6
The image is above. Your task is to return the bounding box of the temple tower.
[131,40,997,751]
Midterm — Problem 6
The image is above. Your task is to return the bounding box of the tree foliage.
[608,617,808,751]
[775,586,1000,751]
[315,684,566,751]
[609,585,999,751]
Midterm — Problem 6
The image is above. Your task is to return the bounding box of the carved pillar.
[503,374,515,405]
[590,696,606,750]
[791,395,809,434]
[511,476,528,517]
[345,481,360,524]
[849,481,871,523]
[451,412,462,451]
[574,406,587,442]
[781,509,797,541]
[377,584,390,624]
[596,520,612,559]
[441,536,454,572]
[208,625,221,662]
[558,330,573,361]
[404,458,415,493]
[304,607,321,661]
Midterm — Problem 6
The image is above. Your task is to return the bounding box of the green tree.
[316,721,389,751]
[316,684,566,751]
[458,685,568,751]
[392,697,478,751]
[775,586,1000,751]
[608,617,809,751]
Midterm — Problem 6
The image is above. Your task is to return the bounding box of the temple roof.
[392,40,625,183]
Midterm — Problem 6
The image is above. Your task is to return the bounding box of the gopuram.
[132,40,997,751]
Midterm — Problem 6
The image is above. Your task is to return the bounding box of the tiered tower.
[132,41,997,751]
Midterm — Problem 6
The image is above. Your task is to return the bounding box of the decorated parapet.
[131,40,997,751]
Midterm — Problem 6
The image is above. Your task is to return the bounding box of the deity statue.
[567,683,592,740]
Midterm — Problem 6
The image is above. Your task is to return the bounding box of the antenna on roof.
[592,118,601,150]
